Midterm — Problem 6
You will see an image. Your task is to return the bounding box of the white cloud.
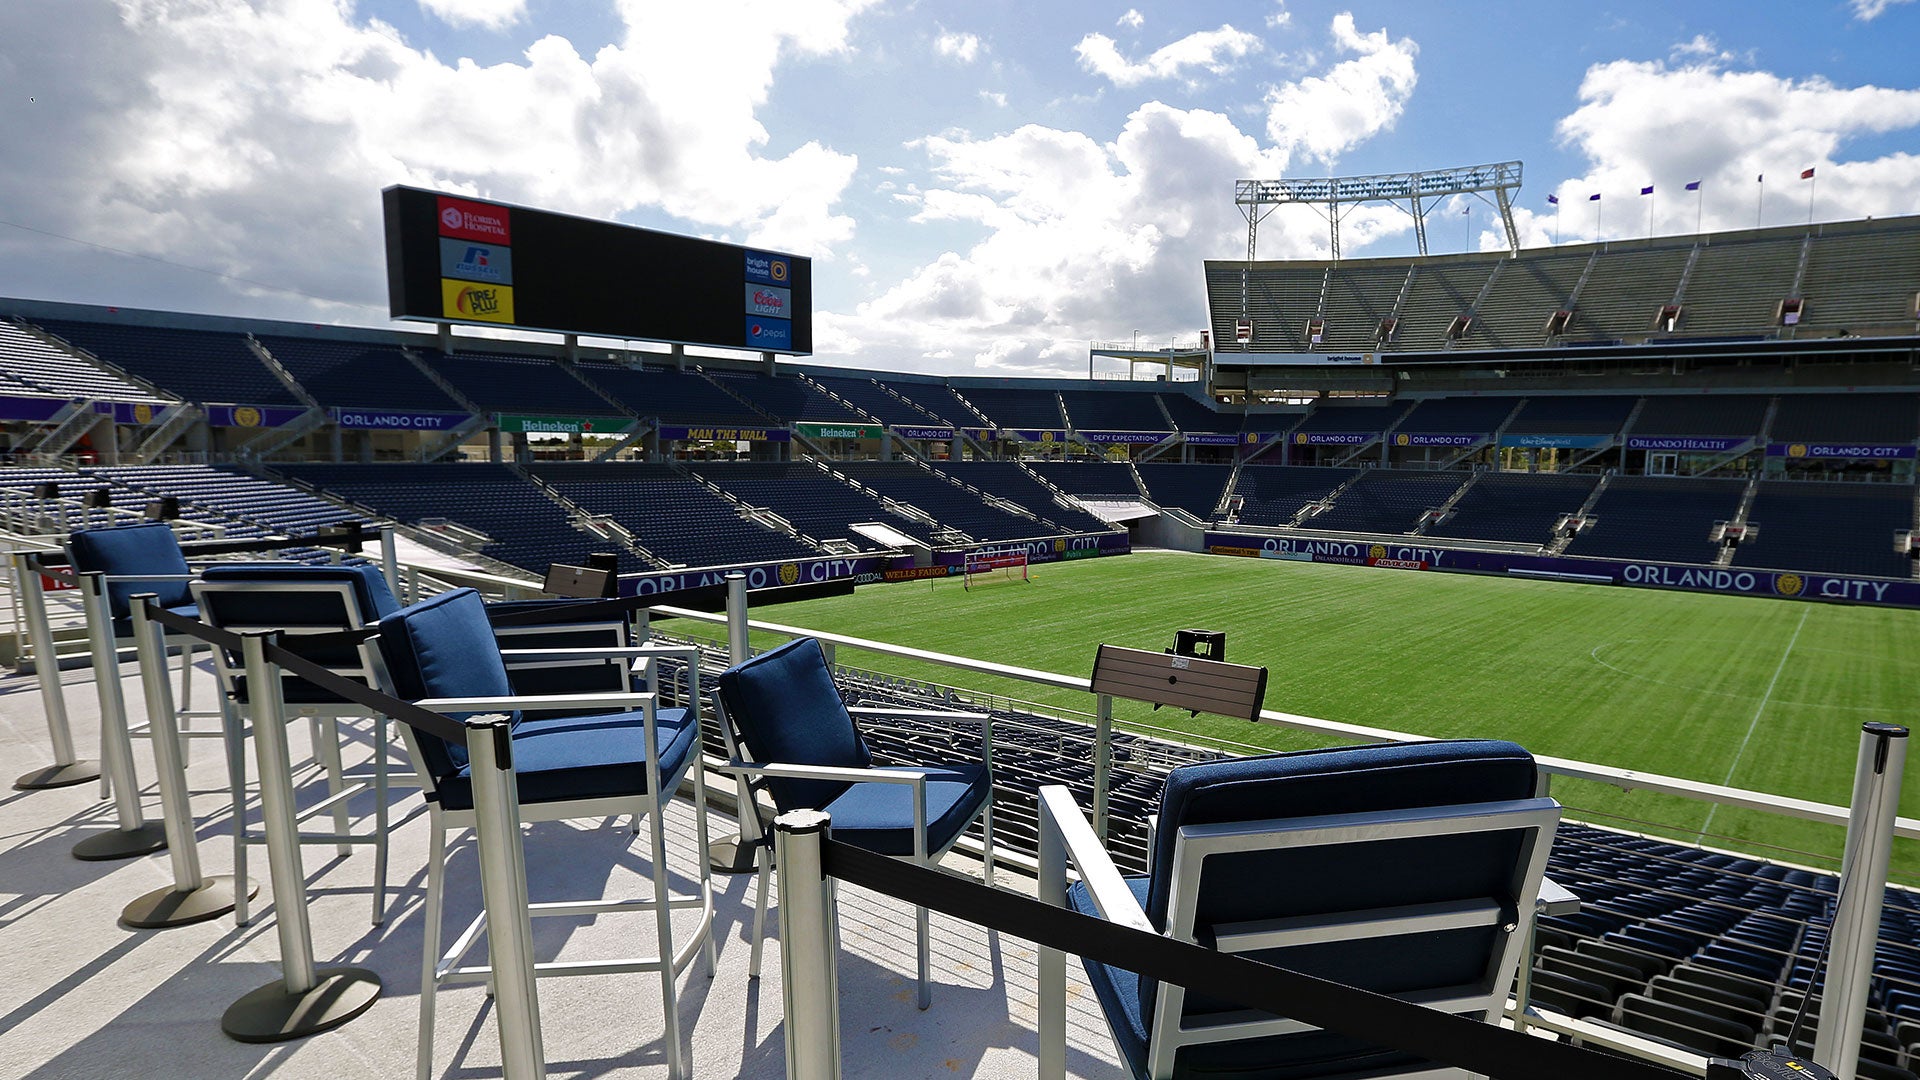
[1117,9,1145,30]
[1266,2,1292,29]
[0,0,873,322]
[1263,14,1418,163]
[980,90,1008,107]
[935,29,980,63]
[417,0,525,31]
[1535,52,1920,243]
[1074,24,1261,88]
[1851,0,1914,20]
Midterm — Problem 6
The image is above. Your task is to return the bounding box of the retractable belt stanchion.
[1814,722,1909,1080]
[120,594,257,928]
[466,714,548,1080]
[221,630,380,1042]
[776,809,841,1080]
[71,570,168,860]
[711,570,760,873]
[12,551,100,789]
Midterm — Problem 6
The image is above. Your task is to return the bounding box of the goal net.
[962,547,1031,590]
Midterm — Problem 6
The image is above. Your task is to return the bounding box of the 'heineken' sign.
[498,414,619,434]
[795,422,882,440]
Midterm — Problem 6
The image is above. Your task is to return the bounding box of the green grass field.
[668,550,1920,877]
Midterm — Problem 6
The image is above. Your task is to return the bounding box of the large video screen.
[382,186,812,355]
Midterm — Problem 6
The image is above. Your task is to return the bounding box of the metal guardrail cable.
[143,603,468,747]
[821,839,1687,1080]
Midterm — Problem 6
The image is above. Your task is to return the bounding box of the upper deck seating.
[1027,461,1141,499]
[1393,396,1521,434]
[574,363,770,426]
[959,386,1066,430]
[1631,395,1771,438]
[528,463,815,567]
[686,462,898,548]
[1158,392,1228,432]
[1058,390,1171,432]
[1770,394,1920,445]
[709,372,863,423]
[0,321,169,403]
[27,319,297,406]
[1505,396,1638,436]
[254,336,464,413]
[875,379,966,425]
[1294,401,1402,436]
[809,377,929,426]
[422,351,620,416]
[1232,465,1356,526]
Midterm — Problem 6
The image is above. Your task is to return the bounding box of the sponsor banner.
[745,316,792,351]
[1211,545,1262,557]
[655,424,792,442]
[208,404,309,429]
[884,565,959,582]
[1497,433,1613,450]
[743,250,794,287]
[621,555,884,597]
[745,283,792,318]
[438,237,513,285]
[1766,442,1917,460]
[441,279,515,324]
[94,401,169,425]
[892,425,955,441]
[1010,429,1068,445]
[498,414,624,435]
[1226,351,1379,366]
[1079,430,1175,445]
[1393,432,1484,448]
[931,532,1132,568]
[1368,557,1428,570]
[1292,431,1373,446]
[436,195,512,244]
[795,422,882,440]
[0,395,73,423]
[963,428,998,442]
[1626,435,1748,453]
[1201,530,1920,608]
[334,409,469,431]
[1184,432,1243,446]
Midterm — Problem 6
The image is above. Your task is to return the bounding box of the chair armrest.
[724,761,927,787]
[415,691,657,714]
[498,647,677,661]
[100,573,201,583]
[1037,785,1153,933]
[1535,875,1581,917]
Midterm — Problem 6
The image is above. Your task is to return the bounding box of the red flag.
[1800,167,1816,179]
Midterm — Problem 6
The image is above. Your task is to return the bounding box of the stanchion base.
[222,967,382,1043]
[14,760,102,790]
[709,831,764,874]
[72,823,168,861]
[122,875,258,929]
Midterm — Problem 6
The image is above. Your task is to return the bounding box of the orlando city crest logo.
[778,563,800,586]
[1369,544,1387,559]
[1774,573,1804,597]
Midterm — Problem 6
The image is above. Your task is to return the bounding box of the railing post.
[379,525,400,598]
[777,809,840,1080]
[1092,692,1113,840]
[221,630,380,1042]
[1814,722,1908,1080]
[465,713,547,1080]
[120,596,256,927]
[1037,792,1068,1080]
[725,570,749,665]
[71,571,168,860]
[12,552,99,789]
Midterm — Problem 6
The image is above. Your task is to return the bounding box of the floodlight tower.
[1234,160,1524,263]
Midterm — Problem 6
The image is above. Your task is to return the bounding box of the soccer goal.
[962,547,1032,590]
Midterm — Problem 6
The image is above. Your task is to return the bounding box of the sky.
[2,1,1919,378]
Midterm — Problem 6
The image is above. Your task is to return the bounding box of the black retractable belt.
[822,840,1687,1080]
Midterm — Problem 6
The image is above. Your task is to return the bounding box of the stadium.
[5,164,1920,1079]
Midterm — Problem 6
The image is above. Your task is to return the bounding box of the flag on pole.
[1588,193,1601,201]
[1640,185,1654,195]
[1685,180,1702,191]
[1800,167,1816,179]
[1757,173,1764,182]
[1546,194,1559,205]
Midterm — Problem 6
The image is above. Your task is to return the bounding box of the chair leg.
[417,816,447,1080]
[646,803,687,1080]
[371,714,390,926]
[317,716,353,858]
[224,698,251,926]
[916,899,932,1011]
[749,843,771,980]
[982,803,996,889]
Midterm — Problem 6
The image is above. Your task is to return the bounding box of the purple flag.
[1588,193,1601,201]
[1546,194,1559,205]
[1640,185,1654,195]
[1685,180,1701,191]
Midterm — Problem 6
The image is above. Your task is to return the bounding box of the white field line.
[1699,606,1811,839]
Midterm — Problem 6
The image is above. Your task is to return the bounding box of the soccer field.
[674,550,1920,876]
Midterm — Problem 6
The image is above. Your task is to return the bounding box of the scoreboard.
[382,186,812,355]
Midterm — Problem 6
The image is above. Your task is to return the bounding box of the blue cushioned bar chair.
[373,588,714,1080]
[191,562,405,925]
[714,635,994,1010]
[68,523,215,751]
[1039,739,1561,1080]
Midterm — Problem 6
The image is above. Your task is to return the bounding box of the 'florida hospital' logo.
[1774,572,1805,597]
[777,563,800,586]
[441,206,463,230]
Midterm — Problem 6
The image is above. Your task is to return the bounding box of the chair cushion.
[200,562,400,620]
[715,637,870,811]
[376,588,518,775]
[432,705,697,813]
[820,763,990,857]
[69,523,193,622]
